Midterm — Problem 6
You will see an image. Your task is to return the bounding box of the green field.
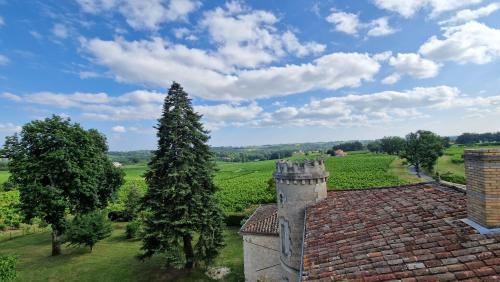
[0,170,8,185]
[120,153,421,213]
[0,223,243,282]
[436,145,500,184]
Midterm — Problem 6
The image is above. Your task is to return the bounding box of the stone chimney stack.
[464,149,500,229]
[273,160,329,282]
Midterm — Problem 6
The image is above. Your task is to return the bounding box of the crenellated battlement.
[273,159,329,181]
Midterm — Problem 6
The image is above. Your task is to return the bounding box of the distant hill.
[108,141,373,164]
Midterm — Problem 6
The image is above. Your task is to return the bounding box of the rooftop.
[239,204,279,237]
[302,183,500,281]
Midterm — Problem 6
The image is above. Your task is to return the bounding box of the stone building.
[240,149,500,281]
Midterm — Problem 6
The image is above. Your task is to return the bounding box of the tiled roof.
[302,183,500,281]
[239,204,279,236]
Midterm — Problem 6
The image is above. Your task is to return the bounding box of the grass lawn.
[0,170,9,185]
[437,155,465,178]
[389,158,422,183]
[0,223,243,282]
[435,145,500,184]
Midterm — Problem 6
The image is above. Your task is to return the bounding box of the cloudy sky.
[1,0,500,150]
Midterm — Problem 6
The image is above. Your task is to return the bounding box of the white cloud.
[385,53,440,83]
[373,51,393,61]
[439,3,500,25]
[0,54,8,65]
[76,0,201,30]
[81,37,380,100]
[381,73,401,85]
[111,125,127,133]
[30,31,42,40]
[200,1,324,68]
[173,27,197,40]
[0,92,21,102]
[325,11,396,37]
[52,23,69,38]
[0,123,21,133]
[367,17,397,37]
[281,31,326,57]
[196,102,262,121]
[0,16,4,27]
[374,0,482,18]
[246,86,500,128]
[26,92,111,107]
[419,21,500,64]
[325,11,360,35]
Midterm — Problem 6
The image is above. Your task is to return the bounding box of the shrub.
[125,221,141,239]
[451,154,464,164]
[64,211,112,252]
[123,185,142,221]
[0,255,17,282]
[440,172,466,185]
[0,223,6,231]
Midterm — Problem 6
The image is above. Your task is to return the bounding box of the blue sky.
[1,0,500,150]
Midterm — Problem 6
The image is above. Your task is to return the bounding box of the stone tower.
[273,160,329,281]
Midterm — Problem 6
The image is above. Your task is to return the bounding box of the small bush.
[0,255,17,282]
[440,172,466,185]
[0,223,6,231]
[125,221,141,239]
[450,154,464,164]
[64,211,112,252]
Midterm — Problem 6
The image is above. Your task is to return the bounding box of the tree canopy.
[1,115,123,255]
[400,130,445,177]
[140,82,224,269]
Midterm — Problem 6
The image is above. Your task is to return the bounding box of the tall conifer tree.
[141,82,224,268]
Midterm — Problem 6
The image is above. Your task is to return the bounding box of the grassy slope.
[0,223,243,282]
[436,145,500,178]
[0,170,9,185]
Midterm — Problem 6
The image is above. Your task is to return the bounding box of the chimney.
[464,149,500,229]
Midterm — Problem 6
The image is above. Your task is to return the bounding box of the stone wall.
[464,149,500,228]
[243,234,281,282]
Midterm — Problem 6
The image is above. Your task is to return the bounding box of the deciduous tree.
[400,130,445,177]
[1,116,123,255]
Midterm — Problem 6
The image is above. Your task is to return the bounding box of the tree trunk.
[183,234,195,269]
[415,164,421,178]
[51,229,61,256]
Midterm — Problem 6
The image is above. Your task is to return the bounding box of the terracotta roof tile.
[239,204,278,236]
[302,183,500,281]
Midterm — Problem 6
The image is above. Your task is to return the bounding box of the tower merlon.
[273,159,329,181]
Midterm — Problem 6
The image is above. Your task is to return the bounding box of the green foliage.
[1,115,124,255]
[327,141,364,154]
[214,161,275,213]
[141,82,224,269]
[400,130,445,176]
[326,153,409,189]
[367,141,382,153]
[440,172,466,185]
[456,131,500,145]
[0,255,17,282]
[379,136,406,155]
[0,190,21,229]
[122,185,143,221]
[64,211,112,251]
[125,221,141,239]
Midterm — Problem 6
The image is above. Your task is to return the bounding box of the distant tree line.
[108,150,152,165]
[213,149,294,162]
[455,132,500,145]
[326,141,364,155]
